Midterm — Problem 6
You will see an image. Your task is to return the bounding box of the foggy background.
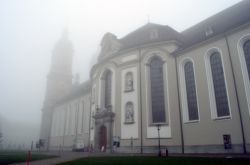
[0,0,241,150]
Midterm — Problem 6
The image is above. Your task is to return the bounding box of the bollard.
[166,148,168,157]
[26,150,31,165]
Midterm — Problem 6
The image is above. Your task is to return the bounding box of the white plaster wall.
[121,66,139,139]
[121,54,138,63]
[70,105,75,135]
[55,110,59,136]
[51,111,56,137]
[65,107,70,135]
[77,101,82,135]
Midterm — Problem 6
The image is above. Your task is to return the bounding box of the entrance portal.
[99,125,107,151]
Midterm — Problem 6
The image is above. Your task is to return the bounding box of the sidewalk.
[11,152,90,165]
[11,152,250,165]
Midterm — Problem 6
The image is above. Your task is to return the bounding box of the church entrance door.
[99,125,107,151]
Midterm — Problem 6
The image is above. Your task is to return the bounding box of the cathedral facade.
[40,1,250,153]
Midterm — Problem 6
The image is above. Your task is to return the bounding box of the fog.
[0,0,241,149]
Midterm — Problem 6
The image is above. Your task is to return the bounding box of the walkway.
[11,152,250,165]
[11,152,90,165]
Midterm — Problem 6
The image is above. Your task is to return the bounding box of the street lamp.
[157,124,161,157]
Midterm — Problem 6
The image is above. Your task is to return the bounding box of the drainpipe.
[174,56,185,154]
[139,48,143,154]
[62,107,67,151]
[225,35,247,154]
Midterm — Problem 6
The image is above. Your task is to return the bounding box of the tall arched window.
[150,56,166,123]
[104,70,112,109]
[210,52,229,117]
[184,61,199,121]
[243,40,250,79]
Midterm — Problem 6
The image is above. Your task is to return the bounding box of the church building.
[40,1,250,153]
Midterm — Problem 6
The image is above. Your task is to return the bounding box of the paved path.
[11,152,250,165]
[11,152,90,165]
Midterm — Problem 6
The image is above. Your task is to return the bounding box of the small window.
[150,29,158,40]
[205,26,213,37]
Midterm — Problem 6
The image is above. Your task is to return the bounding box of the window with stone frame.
[243,39,250,79]
[210,52,229,117]
[184,61,199,121]
[149,56,166,123]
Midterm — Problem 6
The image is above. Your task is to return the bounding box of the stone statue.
[125,102,134,124]
[125,72,133,91]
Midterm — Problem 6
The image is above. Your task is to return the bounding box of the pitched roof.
[115,1,250,54]
[54,80,91,106]
[119,23,184,50]
[178,0,250,52]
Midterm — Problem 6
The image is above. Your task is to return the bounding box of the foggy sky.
[0,0,241,127]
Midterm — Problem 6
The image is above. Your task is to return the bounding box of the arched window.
[150,56,166,123]
[243,40,250,79]
[125,72,133,92]
[125,102,134,124]
[104,70,112,109]
[184,61,199,121]
[210,52,229,117]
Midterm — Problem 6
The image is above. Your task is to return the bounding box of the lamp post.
[157,124,161,157]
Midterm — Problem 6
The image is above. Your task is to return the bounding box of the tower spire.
[40,28,74,150]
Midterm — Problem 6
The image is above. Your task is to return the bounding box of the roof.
[113,1,250,54]
[178,0,250,52]
[54,80,91,106]
[119,23,184,50]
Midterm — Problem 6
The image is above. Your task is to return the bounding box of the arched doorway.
[99,125,107,151]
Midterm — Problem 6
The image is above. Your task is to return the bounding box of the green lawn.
[58,156,250,165]
[0,151,57,165]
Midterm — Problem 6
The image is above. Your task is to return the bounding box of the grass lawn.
[58,156,250,165]
[0,151,57,165]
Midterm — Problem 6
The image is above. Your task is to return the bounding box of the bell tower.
[40,29,73,150]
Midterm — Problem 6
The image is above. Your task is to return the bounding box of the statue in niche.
[125,102,134,124]
[125,72,133,92]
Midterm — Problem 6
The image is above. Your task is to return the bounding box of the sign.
[223,134,232,149]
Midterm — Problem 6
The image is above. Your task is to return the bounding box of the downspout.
[174,56,185,154]
[139,48,143,154]
[225,35,247,154]
[62,107,67,151]
[88,81,93,150]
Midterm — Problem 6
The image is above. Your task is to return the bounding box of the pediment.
[99,33,121,58]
